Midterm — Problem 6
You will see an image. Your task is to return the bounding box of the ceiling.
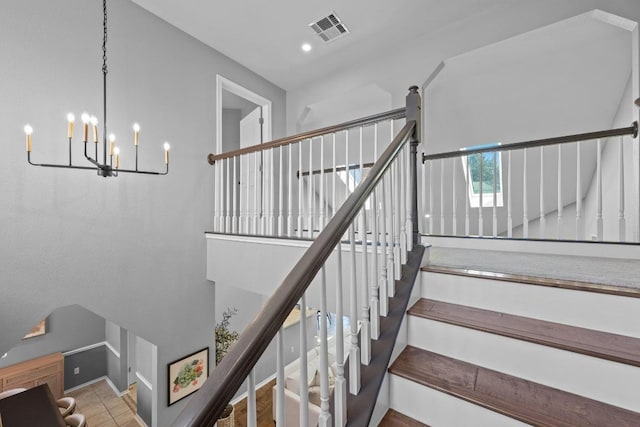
[129,0,510,90]
[425,12,632,153]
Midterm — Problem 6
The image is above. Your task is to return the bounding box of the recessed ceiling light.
[301,43,312,52]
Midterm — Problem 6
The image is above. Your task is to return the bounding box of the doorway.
[216,76,273,234]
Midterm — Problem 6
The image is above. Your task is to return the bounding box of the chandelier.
[23,0,170,177]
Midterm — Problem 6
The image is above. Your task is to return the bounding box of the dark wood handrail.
[422,121,638,162]
[172,120,416,426]
[208,107,407,164]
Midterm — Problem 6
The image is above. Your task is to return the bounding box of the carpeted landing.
[427,247,640,289]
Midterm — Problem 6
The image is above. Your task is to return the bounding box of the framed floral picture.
[167,347,209,406]
[23,319,46,339]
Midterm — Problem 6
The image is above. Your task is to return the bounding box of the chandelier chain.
[102,0,108,75]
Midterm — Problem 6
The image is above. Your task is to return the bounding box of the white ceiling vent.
[309,13,350,43]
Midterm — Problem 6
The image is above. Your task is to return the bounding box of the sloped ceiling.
[425,12,632,153]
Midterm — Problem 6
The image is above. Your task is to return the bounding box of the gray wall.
[64,346,107,390]
[0,0,285,424]
[0,305,105,368]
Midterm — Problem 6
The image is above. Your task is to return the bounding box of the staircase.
[382,238,640,426]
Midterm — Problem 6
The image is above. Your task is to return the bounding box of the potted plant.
[215,307,239,427]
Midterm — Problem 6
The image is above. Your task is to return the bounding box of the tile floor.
[67,380,143,427]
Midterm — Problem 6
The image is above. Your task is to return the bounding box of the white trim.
[215,75,273,155]
[136,371,153,391]
[135,414,149,427]
[62,341,105,357]
[206,233,393,254]
[104,341,120,359]
[591,9,637,32]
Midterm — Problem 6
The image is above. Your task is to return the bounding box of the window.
[337,165,370,209]
[461,145,503,208]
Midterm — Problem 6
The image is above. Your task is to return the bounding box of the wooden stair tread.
[409,299,640,367]
[390,346,640,427]
[379,409,429,426]
[421,265,640,298]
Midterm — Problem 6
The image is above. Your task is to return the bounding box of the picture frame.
[167,347,209,406]
[22,319,46,340]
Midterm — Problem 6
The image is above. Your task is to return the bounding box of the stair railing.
[173,86,421,426]
[209,107,406,238]
[421,121,639,242]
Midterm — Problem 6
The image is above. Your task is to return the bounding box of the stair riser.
[421,271,640,338]
[389,374,530,427]
[407,316,640,412]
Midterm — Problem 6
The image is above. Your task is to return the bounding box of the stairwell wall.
[0,0,285,425]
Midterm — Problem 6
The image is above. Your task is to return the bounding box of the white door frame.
[215,75,272,154]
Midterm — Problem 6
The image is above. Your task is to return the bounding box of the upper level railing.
[209,103,408,239]
[421,121,639,242]
[172,87,421,426]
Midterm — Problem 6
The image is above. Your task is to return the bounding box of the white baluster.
[557,145,562,239]
[299,293,309,426]
[385,170,395,298]
[223,159,229,232]
[370,185,380,340]
[288,144,293,237]
[245,154,251,234]
[226,158,232,232]
[213,163,219,232]
[539,147,546,238]
[492,152,498,237]
[465,156,470,236]
[452,157,457,235]
[380,169,389,316]
[576,142,582,240]
[507,151,512,238]
[308,138,314,238]
[421,157,427,235]
[618,136,626,242]
[270,148,275,235]
[232,157,238,233]
[393,159,401,281]
[399,143,408,263]
[429,161,434,234]
[596,139,603,241]
[276,327,285,426]
[318,266,332,427]
[523,149,529,238]
[348,225,360,395]
[405,144,413,251]
[479,153,484,237]
[253,152,259,235]
[332,133,337,221]
[360,207,371,364]
[278,146,284,236]
[440,158,445,234]
[334,240,347,426]
[319,136,325,229]
[247,369,256,427]
[297,142,303,238]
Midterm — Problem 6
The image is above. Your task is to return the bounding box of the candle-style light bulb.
[81,112,90,142]
[113,147,120,169]
[24,124,33,152]
[67,113,75,139]
[109,134,116,156]
[163,142,170,164]
[90,116,99,143]
[133,123,140,146]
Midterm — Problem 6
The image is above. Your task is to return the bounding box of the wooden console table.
[0,352,64,399]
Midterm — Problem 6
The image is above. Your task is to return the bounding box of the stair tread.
[390,346,640,427]
[409,298,640,367]
[421,265,640,298]
[379,409,429,426]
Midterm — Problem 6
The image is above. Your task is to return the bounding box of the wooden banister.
[208,107,407,164]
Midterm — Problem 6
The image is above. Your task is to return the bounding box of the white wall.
[0,0,285,424]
